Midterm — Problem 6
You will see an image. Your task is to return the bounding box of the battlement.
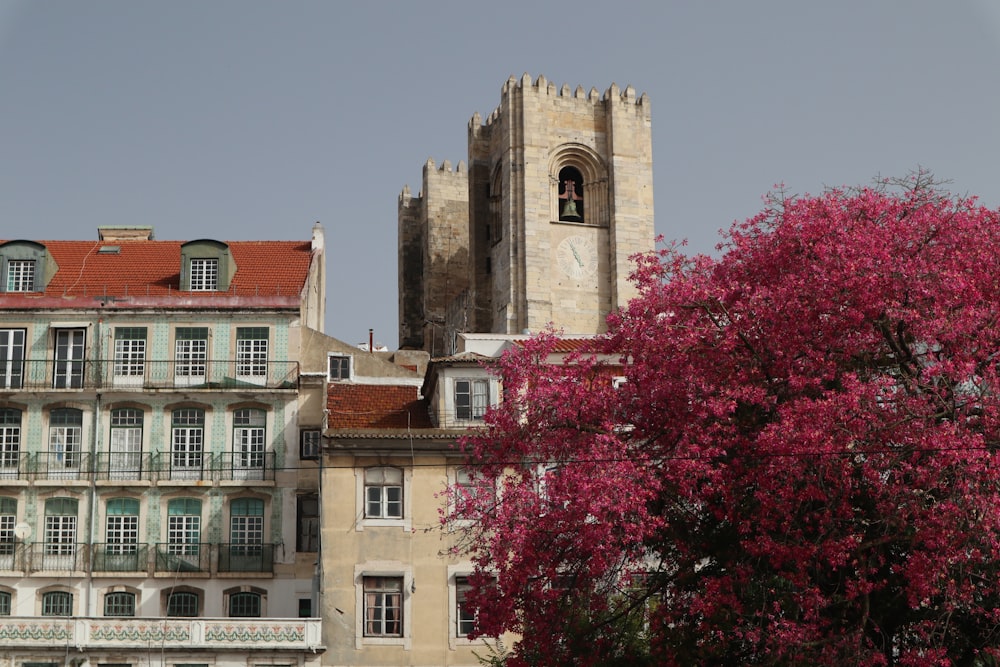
[399,158,468,208]
[470,73,650,132]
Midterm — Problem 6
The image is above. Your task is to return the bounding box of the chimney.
[98,226,154,241]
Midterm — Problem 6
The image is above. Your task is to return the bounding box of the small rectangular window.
[298,598,312,618]
[299,429,320,460]
[6,260,35,292]
[328,355,350,381]
[455,379,489,420]
[365,467,403,519]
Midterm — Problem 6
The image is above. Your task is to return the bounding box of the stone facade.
[399,74,655,353]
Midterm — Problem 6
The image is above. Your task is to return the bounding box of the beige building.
[318,75,654,665]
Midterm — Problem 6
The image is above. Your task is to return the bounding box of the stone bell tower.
[399,74,655,354]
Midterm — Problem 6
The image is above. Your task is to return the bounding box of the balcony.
[0,617,323,652]
[1,359,298,392]
[155,542,212,574]
[26,542,89,572]
[217,543,275,572]
[92,543,150,573]
[0,451,277,485]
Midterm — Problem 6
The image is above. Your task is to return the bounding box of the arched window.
[558,166,585,222]
[104,590,136,617]
[166,498,201,563]
[109,407,143,479]
[43,498,78,567]
[165,588,200,617]
[227,589,263,617]
[105,498,139,562]
[41,590,72,616]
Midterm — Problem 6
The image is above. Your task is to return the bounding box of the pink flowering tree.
[450,174,1000,666]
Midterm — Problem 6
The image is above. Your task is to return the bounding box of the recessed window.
[189,259,218,291]
[455,379,489,421]
[0,590,10,615]
[48,408,83,479]
[170,408,205,480]
[109,408,143,479]
[52,328,85,389]
[166,498,202,564]
[232,408,266,480]
[6,260,35,292]
[41,591,73,616]
[228,591,261,618]
[455,576,476,637]
[236,327,269,381]
[0,408,21,479]
[104,591,136,617]
[365,467,403,519]
[0,329,25,389]
[299,429,320,460]
[0,497,15,556]
[174,327,208,383]
[328,355,351,381]
[113,328,147,383]
[363,577,403,637]
[166,590,199,617]
[557,166,585,223]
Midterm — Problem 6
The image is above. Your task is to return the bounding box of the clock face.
[556,234,598,280]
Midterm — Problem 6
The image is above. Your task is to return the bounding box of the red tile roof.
[510,336,603,353]
[1,239,313,299]
[327,383,432,430]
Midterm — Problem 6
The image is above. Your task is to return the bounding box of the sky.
[3,1,1000,348]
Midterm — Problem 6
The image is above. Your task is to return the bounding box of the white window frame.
[355,466,411,531]
[0,328,25,389]
[6,259,35,292]
[52,328,86,389]
[327,354,351,381]
[170,409,205,480]
[48,408,83,480]
[232,408,266,480]
[189,259,219,292]
[354,562,413,649]
[454,378,490,421]
[109,408,143,480]
[447,565,488,648]
[235,327,268,384]
[113,328,147,385]
[0,409,20,479]
[299,429,320,460]
[174,328,209,384]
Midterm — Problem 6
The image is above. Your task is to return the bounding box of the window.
[41,590,73,616]
[0,497,14,556]
[113,327,147,383]
[105,498,139,555]
[6,260,35,292]
[298,598,312,618]
[455,576,476,637]
[0,329,25,389]
[189,259,218,291]
[44,498,78,568]
[167,498,201,556]
[328,355,350,381]
[365,467,402,519]
[236,327,268,381]
[174,327,208,383]
[109,408,143,479]
[222,498,267,572]
[48,408,82,479]
[363,577,402,637]
[53,328,85,389]
[170,409,204,480]
[0,409,20,479]
[296,494,319,552]
[299,429,320,460]
[228,591,262,618]
[0,590,10,615]
[455,379,489,420]
[104,591,136,617]
[165,589,199,617]
[232,408,266,480]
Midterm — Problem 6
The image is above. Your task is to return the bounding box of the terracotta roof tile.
[327,384,432,430]
[1,239,312,299]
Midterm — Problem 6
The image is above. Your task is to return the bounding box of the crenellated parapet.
[470,73,650,136]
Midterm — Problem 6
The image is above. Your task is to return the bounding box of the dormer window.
[189,259,218,291]
[180,240,234,292]
[0,241,49,293]
[6,260,34,292]
[455,379,489,420]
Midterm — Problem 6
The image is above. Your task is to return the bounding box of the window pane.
[42,591,72,616]
[228,592,261,617]
[363,577,402,637]
[166,591,198,617]
[104,592,135,617]
[6,260,34,292]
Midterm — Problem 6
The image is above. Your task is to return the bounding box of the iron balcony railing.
[91,542,150,572]
[0,359,298,391]
[0,450,277,483]
[0,541,27,572]
[217,543,275,573]
[155,542,212,574]
[26,542,90,572]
